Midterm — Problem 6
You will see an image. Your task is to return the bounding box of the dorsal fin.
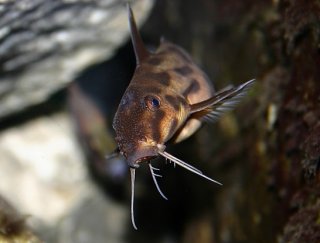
[127,3,150,66]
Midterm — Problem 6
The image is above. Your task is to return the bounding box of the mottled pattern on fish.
[110,3,255,230]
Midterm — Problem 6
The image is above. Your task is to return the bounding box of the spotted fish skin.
[111,3,254,230]
[112,3,255,169]
[113,38,216,166]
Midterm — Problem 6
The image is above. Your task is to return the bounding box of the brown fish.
[110,3,254,229]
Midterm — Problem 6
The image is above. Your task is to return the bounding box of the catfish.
[109,3,255,229]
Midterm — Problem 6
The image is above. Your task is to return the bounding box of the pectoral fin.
[190,79,255,122]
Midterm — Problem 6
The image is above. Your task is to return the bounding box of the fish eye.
[144,95,161,110]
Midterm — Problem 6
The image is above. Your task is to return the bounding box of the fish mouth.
[134,155,157,164]
[128,143,222,230]
[127,143,222,185]
[127,147,159,168]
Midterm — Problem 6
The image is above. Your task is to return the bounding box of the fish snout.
[126,146,158,168]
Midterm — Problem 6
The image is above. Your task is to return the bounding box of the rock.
[0,195,42,242]
[0,0,154,119]
[0,112,127,242]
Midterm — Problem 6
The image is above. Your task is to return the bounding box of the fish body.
[113,40,215,166]
[111,3,254,229]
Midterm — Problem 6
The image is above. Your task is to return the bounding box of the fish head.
[112,84,190,167]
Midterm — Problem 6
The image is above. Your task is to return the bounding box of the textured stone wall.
[0,0,152,118]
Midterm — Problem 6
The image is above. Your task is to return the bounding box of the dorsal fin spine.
[127,3,150,66]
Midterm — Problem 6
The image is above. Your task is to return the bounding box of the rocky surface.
[0,112,128,242]
[0,195,41,242]
[0,0,153,118]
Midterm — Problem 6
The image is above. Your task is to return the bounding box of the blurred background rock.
[0,0,320,243]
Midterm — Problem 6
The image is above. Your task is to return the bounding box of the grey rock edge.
[0,0,154,119]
